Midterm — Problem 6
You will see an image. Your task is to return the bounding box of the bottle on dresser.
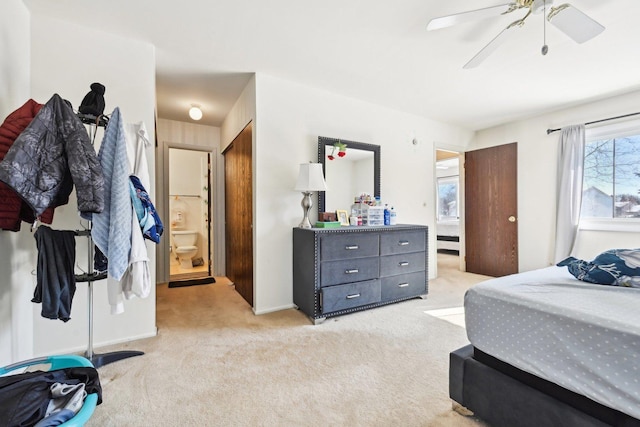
[390,206,397,225]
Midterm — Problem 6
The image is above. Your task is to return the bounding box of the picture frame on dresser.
[336,210,349,226]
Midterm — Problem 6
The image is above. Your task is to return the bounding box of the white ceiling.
[24,0,640,130]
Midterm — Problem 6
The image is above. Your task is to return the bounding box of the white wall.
[473,89,640,271]
[169,149,205,196]
[0,0,34,366]
[253,73,474,314]
[0,0,30,115]
[8,13,158,358]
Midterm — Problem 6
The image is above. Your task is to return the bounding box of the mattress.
[465,266,640,419]
[436,221,460,251]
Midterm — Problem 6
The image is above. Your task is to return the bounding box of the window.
[581,122,640,223]
[437,176,459,221]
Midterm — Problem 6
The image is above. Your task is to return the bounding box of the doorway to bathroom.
[168,147,213,281]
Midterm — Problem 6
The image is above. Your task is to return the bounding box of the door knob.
[508,216,516,222]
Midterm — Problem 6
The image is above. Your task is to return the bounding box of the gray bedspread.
[465,266,640,419]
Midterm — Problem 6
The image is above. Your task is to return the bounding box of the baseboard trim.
[253,303,297,315]
[37,329,158,358]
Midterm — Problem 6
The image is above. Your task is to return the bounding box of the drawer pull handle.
[398,283,409,288]
[345,269,359,274]
[345,245,359,250]
[399,261,410,267]
[398,241,410,246]
[346,293,361,299]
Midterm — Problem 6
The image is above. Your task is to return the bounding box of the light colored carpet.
[424,307,466,328]
[87,253,491,426]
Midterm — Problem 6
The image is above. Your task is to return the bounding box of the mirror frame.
[317,136,381,215]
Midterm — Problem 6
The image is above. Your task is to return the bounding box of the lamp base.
[299,191,313,228]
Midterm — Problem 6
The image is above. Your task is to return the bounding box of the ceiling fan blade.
[427,3,517,31]
[463,20,522,69]
[548,4,605,43]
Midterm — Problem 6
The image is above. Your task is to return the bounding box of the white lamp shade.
[294,163,327,192]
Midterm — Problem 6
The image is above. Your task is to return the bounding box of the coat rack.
[77,115,143,368]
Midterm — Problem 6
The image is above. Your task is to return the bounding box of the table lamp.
[294,163,327,228]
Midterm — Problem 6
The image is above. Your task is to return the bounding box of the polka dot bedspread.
[465,266,640,419]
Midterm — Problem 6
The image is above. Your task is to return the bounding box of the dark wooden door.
[465,143,518,277]
[206,152,213,277]
[223,122,253,306]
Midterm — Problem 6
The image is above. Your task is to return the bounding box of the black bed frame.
[450,345,640,427]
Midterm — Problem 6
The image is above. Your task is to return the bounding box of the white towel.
[122,122,152,301]
[91,107,132,282]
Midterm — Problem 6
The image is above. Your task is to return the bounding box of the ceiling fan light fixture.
[531,0,550,15]
[188,104,203,121]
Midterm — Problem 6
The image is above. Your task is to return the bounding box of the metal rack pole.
[77,119,143,368]
[86,232,95,360]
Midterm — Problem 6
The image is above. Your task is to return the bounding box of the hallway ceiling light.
[188,105,203,121]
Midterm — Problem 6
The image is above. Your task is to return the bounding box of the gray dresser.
[293,225,428,324]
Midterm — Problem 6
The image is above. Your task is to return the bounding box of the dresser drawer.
[320,257,379,287]
[381,271,426,301]
[320,233,379,261]
[320,279,381,314]
[380,251,426,277]
[380,230,426,255]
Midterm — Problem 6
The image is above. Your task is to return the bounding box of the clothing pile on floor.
[0,366,102,427]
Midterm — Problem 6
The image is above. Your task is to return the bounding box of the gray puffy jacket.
[0,94,104,217]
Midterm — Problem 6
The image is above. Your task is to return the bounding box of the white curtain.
[554,124,585,263]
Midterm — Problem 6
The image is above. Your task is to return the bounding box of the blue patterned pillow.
[557,249,640,286]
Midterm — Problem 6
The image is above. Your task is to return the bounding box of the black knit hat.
[79,83,106,116]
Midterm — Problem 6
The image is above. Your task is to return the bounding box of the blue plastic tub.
[0,354,98,426]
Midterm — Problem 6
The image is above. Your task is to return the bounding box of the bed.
[436,220,459,253]
[449,264,640,427]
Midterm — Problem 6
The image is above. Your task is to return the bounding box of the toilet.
[171,230,198,269]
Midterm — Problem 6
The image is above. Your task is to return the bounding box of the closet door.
[223,122,253,306]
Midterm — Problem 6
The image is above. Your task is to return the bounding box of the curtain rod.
[546,111,640,135]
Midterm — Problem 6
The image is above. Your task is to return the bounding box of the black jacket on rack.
[0,94,105,218]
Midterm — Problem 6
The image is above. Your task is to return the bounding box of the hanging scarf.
[129,175,163,243]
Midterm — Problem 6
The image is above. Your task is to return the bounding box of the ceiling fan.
[427,0,605,69]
